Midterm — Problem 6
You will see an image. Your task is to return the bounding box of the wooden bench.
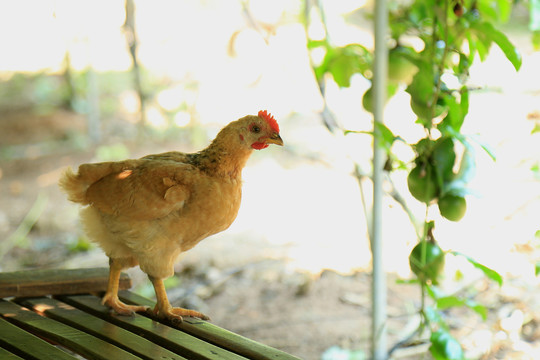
[0,268,300,360]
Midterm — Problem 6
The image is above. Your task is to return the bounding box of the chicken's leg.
[102,258,149,315]
[149,275,210,322]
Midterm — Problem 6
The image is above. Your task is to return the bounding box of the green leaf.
[330,54,358,87]
[406,63,435,104]
[497,0,512,22]
[395,278,420,285]
[454,141,476,183]
[361,83,399,113]
[429,329,464,360]
[437,137,475,197]
[307,39,328,50]
[476,1,498,22]
[472,22,522,71]
[530,163,539,176]
[470,260,503,286]
[473,33,490,62]
[426,284,444,300]
[533,31,540,51]
[489,29,521,71]
[436,296,488,320]
[321,44,371,87]
[465,33,477,63]
[440,87,469,134]
[468,302,489,320]
[460,87,469,118]
[479,142,497,161]
[388,46,419,83]
[345,121,403,153]
[477,0,512,23]
[374,122,398,151]
[461,134,496,161]
[406,64,448,124]
[455,52,470,79]
[432,136,456,184]
[452,251,503,286]
[536,262,540,276]
[436,295,464,308]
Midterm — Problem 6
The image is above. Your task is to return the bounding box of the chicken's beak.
[266,132,284,146]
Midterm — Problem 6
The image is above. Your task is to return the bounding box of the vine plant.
[305,0,521,358]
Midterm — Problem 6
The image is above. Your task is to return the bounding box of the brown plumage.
[59,111,283,322]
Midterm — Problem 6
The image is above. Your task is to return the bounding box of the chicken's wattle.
[251,142,269,150]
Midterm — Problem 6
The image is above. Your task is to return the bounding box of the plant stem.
[429,0,451,128]
[420,281,427,335]
[418,205,431,338]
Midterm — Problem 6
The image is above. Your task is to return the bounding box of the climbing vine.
[305,0,522,358]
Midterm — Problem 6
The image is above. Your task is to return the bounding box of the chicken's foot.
[149,275,210,323]
[102,258,149,315]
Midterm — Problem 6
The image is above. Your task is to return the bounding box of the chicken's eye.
[250,124,261,133]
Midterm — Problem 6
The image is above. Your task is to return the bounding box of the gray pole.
[371,0,388,358]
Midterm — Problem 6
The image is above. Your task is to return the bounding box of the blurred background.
[0,0,539,359]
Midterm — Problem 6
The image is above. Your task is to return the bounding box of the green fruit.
[407,165,438,203]
[409,241,445,284]
[439,194,467,221]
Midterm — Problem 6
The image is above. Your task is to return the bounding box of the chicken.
[59,110,283,322]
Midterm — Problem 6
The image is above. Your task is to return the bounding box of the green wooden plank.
[119,290,302,360]
[59,294,248,360]
[0,268,131,298]
[19,297,186,360]
[0,316,77,360]
[0,346,24,360]
[0,299,141,360]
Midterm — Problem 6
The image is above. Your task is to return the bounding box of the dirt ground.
[1,104,540,360]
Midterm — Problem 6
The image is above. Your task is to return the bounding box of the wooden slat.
[0,346,24,360]
[0,316,78,360]
[0,300,141,360]
[18,297,186,360]
[1,268,301,360]
[59,294,249,360]
[0,268,131,298]
[119,290,302,360]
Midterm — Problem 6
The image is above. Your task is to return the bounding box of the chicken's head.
[236,110,283,150]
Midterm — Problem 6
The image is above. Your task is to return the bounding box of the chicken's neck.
[187,141,252,179]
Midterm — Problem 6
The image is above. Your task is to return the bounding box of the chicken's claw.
[149,276,210,323]
[153,304,210,323]
[102,294,149,316]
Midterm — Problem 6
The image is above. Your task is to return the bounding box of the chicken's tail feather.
[58,167,90,205]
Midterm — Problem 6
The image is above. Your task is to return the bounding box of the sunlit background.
[1,0,540,359]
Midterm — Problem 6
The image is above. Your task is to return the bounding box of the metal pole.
[371,0,388,358]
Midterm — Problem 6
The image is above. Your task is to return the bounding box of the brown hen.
[59,110,283,322]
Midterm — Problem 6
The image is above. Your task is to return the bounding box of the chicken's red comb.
[258,110,280,133]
